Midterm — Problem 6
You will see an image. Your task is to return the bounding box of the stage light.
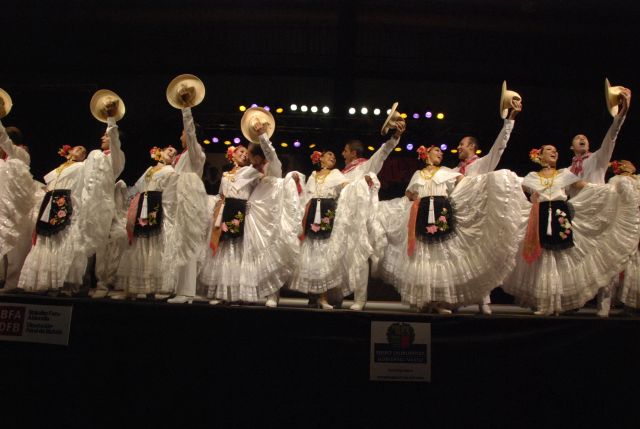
[367,146,375,151]
[293,140,301,148]
[322,106,330,114]
[406,143,414,151]
[212,137,219,143]
[264,106,271,111]
[348,107,356,115]
[394,147,402,152]
[425,111,432,118]
[451,149,458,154]
[203,139,211,145]
[224,140,232,145]
[476,149,482,154]
[301,105,308,112]
[309,144,317,149]
[361,107,368,115]
[412,113,419,119]
[290,104,298,111]
[239,105,247,112]
[400,113,407,119]
[310,106,318,113]
[373,108,381,116]
[281,142,289,148]
[233,137,241,144]
[437,113,445,120]
[276,107,284,114]
[440,144,448,151]
[386,109,391,115]
[251,103,258,108]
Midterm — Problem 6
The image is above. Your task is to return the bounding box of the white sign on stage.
[0,302,73,346]
[370,321,431,382]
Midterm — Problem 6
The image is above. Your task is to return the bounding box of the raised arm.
[0,120,29,165]
[258,133,282,178]
[106,117,125,179]
[181,107,206,176]
[472,99,521,174]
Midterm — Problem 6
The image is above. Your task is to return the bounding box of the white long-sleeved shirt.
[342,136,400,182]
[258,133,282,178]
[106,116,125,179]
[573,115,626,185]
[0,120,30,166]
[453,119,514,177]
[173,107,206,177]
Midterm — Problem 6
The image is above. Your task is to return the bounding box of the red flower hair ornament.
[58,145,72,158]
[310,150,323,165]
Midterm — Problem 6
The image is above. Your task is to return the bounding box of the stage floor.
[1,293,639,428]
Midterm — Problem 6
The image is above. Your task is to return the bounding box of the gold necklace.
[537,168,558,189]
[420,166,440,181]
[55,159,75,175]
[145,163,165,179]
[223,165,240,182]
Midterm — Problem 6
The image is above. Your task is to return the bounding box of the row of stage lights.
[237,104,446,120]
[201,137,481,155]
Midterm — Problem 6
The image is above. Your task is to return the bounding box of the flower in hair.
[610,160,635,175]
[416,145,434,161]
[149,146,163,161]
[529,148,542,165]
[58,145,72,158]
[226,146,236,161]
[310,150,322,165]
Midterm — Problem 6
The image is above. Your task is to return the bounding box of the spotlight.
[264,106,271,111]
[224,140,232,146]
[367,146,375,151]
[386,109,391,114]
[239,105,247,112]
[440,144,448,151]
[281,142,289,148]
[348,107,356,115]
[293,140,301,148]
[203,139,211,145]
[394,147,402,152]
[400,113,407,119]
[233,137,241,144]
[309,144,317,149]
[373,108,381,116]
[475,149,482,154]
[361,107,368,115]
[406,143,414,151]
[301,105,308,112]
[322,106,330,114]
[436,113,445,120]
[250,103,258,108]
[412,113,419,119]
[310,106,318,113]
[450,149,458,154]
[425,111,432,118]
[276,107,284,114]
[212,137,219,143]
[290,104,298,111]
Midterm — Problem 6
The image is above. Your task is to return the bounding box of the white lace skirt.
[198,238,249,301]
[116,233,165,295]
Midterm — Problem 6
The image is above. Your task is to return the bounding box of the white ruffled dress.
[115,165,177,295]
[377,167,528,308]
[198,166,261,301]
[503,169,640,313]
[612,175,640,308]
[18,161,87,291]
[289,169,371,295]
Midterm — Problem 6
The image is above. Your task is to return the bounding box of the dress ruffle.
[379,170,528,307]
[0,159,37,259]
[503,178,640,313]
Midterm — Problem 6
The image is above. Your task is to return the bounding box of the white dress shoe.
[435,307,452,315]
[91,288,109,299]
[209,299,222,305]
[479,304,492,315]
[154,293,170,300]
[167,295,194,304]
[350,302,365,311]
[317,299,333,310]
[108,291,127,300]
[265,298,278,308]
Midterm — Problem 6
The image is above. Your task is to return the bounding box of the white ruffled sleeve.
[0,159,36,258]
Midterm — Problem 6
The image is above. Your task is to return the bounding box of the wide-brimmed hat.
[90,89,126,123]
[0,88,13,119]
[240,107,276,144]
[381,102,401,135]
[605,78,625,117]
[500,81,522,119]
[166,74,205,109]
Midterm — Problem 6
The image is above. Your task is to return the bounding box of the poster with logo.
[370,321,431,382]
[0,302,73,346]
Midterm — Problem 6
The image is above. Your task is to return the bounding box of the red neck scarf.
[342,157,368,174]
[570,152,592,176]
[458,155,478,175]
[103,149,111,155]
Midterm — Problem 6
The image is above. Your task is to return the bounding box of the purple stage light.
[412,113,419,119]
[212,137,219,143]
[406,143,414,151]
[425,111,432,118]
[440,144,448,151]
[233,137,241,144]
[293,140,301,148]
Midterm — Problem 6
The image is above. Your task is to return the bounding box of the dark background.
[2,0,639,193]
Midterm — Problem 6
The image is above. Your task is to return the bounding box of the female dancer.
[18,145,88,294]
[378,145,526,313]
[502,146,640,315]
[116,146,177,298]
